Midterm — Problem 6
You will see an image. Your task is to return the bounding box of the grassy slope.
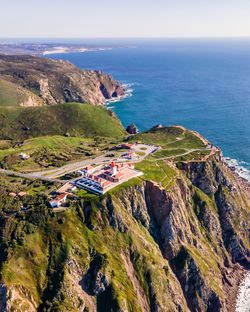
[0,127,247,311]
[0,79,27,106]
[0,102,126,140]
[0,135,117,171]
[131,126,208,190]
[130,126,206,150]
[0,78,42,107]
[130,126,207,162]
[0,190,182,311]
[0,102,126,171]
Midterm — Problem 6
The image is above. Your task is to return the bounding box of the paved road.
[28,143,160,179]
[0,144,217,183]
[0,168,62,183]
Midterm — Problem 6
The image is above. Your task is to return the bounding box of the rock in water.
[126,123,139,134]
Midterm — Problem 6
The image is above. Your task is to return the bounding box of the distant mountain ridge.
[0,54,125,106]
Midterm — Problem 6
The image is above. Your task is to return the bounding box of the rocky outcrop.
[0,55,125,105]
[0,153,249,311]
[106,154,249,311]
[82,253,109,296]
[126,123,139,135]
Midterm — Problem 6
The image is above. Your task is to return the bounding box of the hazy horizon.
[1,0,250,38]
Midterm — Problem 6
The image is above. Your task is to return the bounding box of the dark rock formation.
[126,123,138,135]
[0,284,7,312]
[151,124,163,130]
[82,253,109,296]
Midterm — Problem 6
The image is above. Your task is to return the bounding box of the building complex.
[75,161,143,195]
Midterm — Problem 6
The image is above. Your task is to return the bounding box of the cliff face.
[0,55,125,106]
[0,153,249,312]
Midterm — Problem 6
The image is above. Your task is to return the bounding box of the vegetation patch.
[135,160,177,189]
[130,126,206,150]
[0,103,126,141]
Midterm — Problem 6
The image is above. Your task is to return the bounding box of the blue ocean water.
[49,39,250,180]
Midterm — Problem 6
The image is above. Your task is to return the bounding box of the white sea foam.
[224,157,250,183]
[105,83,135,106]
[236,272,250,312]
[122,83,135,99]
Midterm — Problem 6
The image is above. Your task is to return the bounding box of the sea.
[48,38,250,182]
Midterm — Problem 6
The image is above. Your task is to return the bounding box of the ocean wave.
[236,272,250,312]
[105,82,135,105]
[224,157,250,182]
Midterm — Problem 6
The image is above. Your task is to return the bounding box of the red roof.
[101,180,112,188]
[56,193,67,201]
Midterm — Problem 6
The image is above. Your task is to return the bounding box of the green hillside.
[0,79,27,106]
[0,103,126,140]
[0,78,42,107]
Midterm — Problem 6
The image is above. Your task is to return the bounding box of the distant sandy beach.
[43,47,89,55]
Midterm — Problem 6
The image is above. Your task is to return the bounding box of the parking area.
[133,143,160,158]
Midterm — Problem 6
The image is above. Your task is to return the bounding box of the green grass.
[0,78,29,107]
[130,126,206,150]
[0,135,120,172]
[0,175,58,200]
[135,160,177,189]
[0,102,126,140]
[174,150,211,162]
[136,151,146,156]
[0,101,126,171]
[1,201,176,310]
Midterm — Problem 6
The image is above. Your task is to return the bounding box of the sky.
[1,0,250,38]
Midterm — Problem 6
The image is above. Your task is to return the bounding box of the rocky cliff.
[0,55,125,106]
[0,149,249,311]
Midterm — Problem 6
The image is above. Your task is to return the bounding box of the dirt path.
[147,148,213,162]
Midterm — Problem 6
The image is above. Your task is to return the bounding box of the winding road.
[0,144,217,183]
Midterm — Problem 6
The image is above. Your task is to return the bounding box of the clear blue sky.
[1,0,250,38]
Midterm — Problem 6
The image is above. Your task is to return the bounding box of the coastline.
[224,266,246,312]
[43,47,89,55]
[105,83,134,106]
[42,47,112,56]
[104,86,250,312]
[105,81,250,188]
[224,165,250,312]
[224,157,250,184]
[235,271,250,312]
